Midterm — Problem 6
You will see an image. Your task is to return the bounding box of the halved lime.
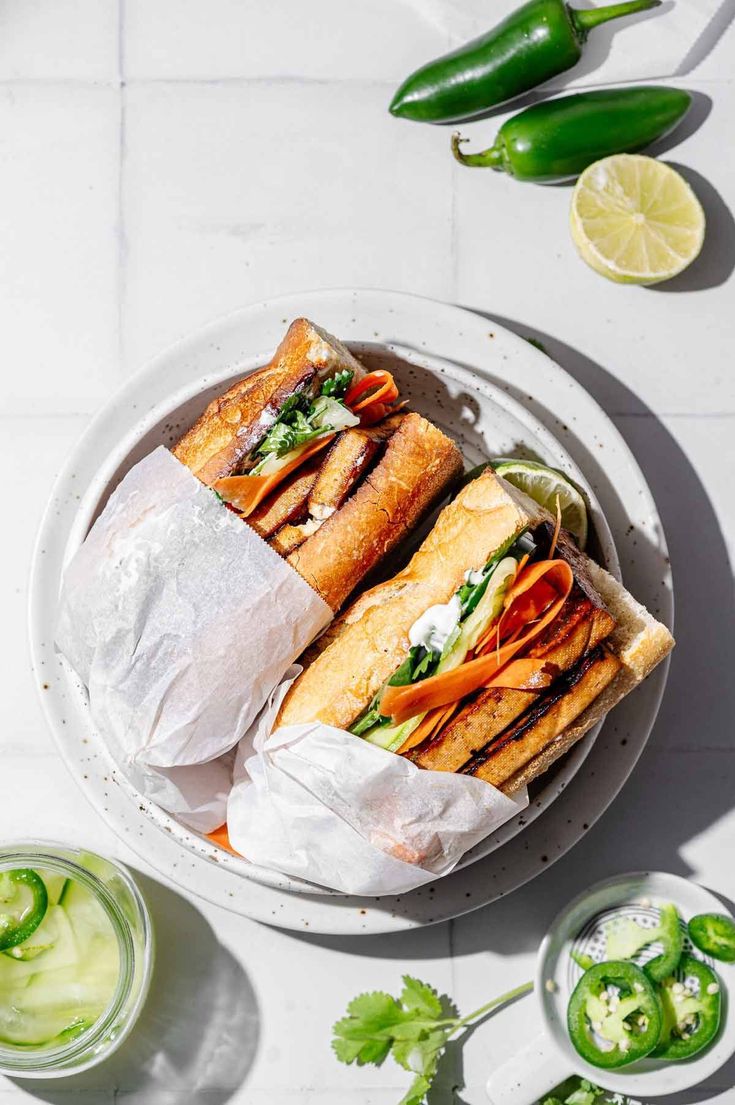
[570,154,705,285]
[493,459,588,548]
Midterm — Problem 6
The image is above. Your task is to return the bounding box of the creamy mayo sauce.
[409,594,463,654]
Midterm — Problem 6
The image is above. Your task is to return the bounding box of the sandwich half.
[277,467,674,793]
[173,318,463,610]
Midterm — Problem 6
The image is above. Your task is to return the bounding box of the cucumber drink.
[0,844,152,1077]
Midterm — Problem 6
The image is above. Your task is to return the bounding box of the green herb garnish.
[252,376,357,471]
[332,976,532,1105]
[321,369,353,398]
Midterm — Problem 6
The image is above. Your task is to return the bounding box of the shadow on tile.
[10,870,259,1105]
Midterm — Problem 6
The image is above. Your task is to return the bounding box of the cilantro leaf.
[321,369,353,398]
[331,991,410,1068]
[400,1073,433,1105]
[400,976,443,1020]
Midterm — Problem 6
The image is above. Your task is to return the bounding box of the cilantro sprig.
[543,1079,641,1105]
[332,976,532,1105]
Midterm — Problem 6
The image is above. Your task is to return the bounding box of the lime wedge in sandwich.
[492,459,588,549]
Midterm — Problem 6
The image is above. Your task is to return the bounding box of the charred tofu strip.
[270,520,321,556]
[308,430,381,521]
[460,646,621,787]
[307,415,405,521]
[247,459,322,540]
[407,586,615,772]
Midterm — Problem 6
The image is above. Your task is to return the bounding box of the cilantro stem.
[448,980,533,1035]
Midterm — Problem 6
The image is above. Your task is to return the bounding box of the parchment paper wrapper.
[55,447,333,787]
[226,673,528,896]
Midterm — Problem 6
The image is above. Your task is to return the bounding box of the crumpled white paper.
[226,673,528,896]
[55,448,333,782]
[409,0,729,88]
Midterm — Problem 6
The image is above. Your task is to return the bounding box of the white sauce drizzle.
[409,594,463,655]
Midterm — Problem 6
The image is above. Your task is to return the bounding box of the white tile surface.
[0,84,120,416]
[124,0,446,81]
[0,0,119,80]
[121,80,455,370]
[1,4,734,1105]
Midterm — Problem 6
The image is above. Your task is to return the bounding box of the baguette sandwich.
[277,467,674,793]
[174,318,463,610]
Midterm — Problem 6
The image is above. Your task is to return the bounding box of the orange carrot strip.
[487,579,558,648]
[397,703,457,755]
[482,657,555,691]
[380,560,573,724]
[213,435,335,518]
[206,824,240,856]
[345,370,399,414]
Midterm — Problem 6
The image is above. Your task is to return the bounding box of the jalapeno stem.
[570,0,661,40]
[451,133,504,170]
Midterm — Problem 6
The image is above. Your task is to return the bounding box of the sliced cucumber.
[447,557,517,659]
[0,906,78,975]
[43,873,69,906]
[0,872,120,1049]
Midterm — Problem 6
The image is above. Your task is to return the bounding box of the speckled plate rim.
[29,288,673,934]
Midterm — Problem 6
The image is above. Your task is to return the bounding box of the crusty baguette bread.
[499,557,674,794]
[286,412,464,613]
[276,467,547,726]
[173,318,365,485]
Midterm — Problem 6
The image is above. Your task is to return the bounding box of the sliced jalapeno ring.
[652,954,722,1061]
[0,868,49,951]
[688,914,735,963]
[567,961,662,1069]
[645,903,684,982]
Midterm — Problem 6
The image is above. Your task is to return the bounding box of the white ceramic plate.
[29,289,672,934]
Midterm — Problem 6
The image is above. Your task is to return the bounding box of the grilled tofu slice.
[461,646,621,787]
[270,519,321,556]
[307,414,405,521]
[407,585,615,772]
[247,458,322,540]
[308,431,381,522]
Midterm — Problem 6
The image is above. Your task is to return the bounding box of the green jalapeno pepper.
[688,914,735,963]
[390,0,663,124]
[651,955,721,1060]
[0,868,48,951]
[451,86,691,183]
[644,904,684,982]
[567,961,662,1068]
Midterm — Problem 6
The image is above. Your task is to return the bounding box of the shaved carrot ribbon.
[206,824,239,856]
[380,559,574,725]
[397,702,459,755]
[213,434,335,517]
[345,371,400,424]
